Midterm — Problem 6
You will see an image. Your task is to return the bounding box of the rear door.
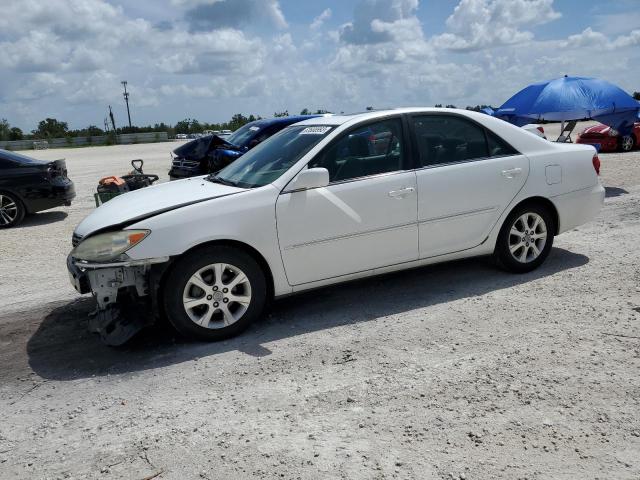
[410,113,529,258]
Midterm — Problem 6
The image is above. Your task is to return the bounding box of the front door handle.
[388,187,415,199]
[501,167,523,178]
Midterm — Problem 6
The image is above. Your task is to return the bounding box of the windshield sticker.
[249,126,260,131]
[299,126,332,135]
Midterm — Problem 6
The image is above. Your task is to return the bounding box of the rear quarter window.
[486,130,519,157]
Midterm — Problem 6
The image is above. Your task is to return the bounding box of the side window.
[486,130,518,157]
[309,118,404,183]
[412,115,489,167]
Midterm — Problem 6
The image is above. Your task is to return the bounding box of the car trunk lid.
[580,124,610,138]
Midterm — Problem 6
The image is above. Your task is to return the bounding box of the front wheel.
[163,246,267,341]
[619,135,635,152]
[494,204,555,273]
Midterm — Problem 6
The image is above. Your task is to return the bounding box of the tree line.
[4,95,637,142]
[0,108,337,142]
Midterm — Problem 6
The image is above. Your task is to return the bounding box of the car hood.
[173,135,241,161]
[74,177,245,238]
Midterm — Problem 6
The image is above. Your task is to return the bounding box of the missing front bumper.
[67,255,169,345]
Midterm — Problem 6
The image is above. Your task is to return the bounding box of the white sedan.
[68,108,604,345]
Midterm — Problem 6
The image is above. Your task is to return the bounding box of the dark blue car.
[169,115,319,179]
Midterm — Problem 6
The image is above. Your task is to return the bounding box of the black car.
[168,115,320,179]
[0,149,75,228]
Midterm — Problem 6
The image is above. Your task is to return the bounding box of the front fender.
[124,185,292,296]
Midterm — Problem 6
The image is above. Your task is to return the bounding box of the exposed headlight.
[608,128,619,137]
[72,230,150,262]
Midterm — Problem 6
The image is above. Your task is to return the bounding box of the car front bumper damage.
[67,255,169,346]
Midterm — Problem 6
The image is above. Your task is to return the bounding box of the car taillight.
[592,154,600,175]
[537,126,545,134]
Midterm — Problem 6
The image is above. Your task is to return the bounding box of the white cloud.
[176,0,287,31]
[563,27,640,50]
[155,29,264,75]
[0,0,639,131]
[311,8,332,30]
[339,0,419,45]
[433,0,561,51]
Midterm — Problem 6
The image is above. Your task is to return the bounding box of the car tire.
[494,203,555,274]
[619,135,635,152]
[163,245,268,341]
[0,192,26,228]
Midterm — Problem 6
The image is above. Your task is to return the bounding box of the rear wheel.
[494,204,555,273]
[163,246,267,341]
[0,192,25,228]
[619,135,635,152]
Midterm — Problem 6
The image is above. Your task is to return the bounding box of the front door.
[276,117,418,286]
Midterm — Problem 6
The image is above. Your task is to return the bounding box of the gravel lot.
[1,124,639,479]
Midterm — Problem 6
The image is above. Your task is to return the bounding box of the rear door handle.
[501,168,523,178]
[388,187,415,199]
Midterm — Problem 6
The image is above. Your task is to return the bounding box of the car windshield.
[209,125,333,188]
[225,123,260,148]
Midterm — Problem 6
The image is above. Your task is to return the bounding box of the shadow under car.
[26,247,589,381]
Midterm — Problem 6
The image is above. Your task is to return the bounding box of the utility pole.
[121,81,132,129]
[103,117,109,133]
[108,105,117,136]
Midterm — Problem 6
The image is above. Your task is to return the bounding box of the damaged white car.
[68,108,604,345]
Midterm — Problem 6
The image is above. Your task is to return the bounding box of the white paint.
[72,108,605,297]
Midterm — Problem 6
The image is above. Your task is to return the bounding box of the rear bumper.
[576,136,617,152]
[553,183,605,234]
[24,179,76,213]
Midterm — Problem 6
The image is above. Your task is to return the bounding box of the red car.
[576,122,639,152]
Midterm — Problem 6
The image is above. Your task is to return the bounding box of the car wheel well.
[0,188,23,202]
[0,189,26,211]
[170,240,275,300]
[506,197,559,235]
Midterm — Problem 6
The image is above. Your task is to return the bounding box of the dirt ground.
[1,124,639,479]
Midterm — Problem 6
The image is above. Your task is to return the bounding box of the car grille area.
[172,158,200,169]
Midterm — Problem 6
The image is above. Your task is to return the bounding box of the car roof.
[292,107,559,156]
[293,108,494,126]
[249,115,321,128]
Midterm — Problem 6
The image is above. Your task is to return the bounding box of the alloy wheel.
[182,262,252,329]
[621,135,634,152]
[508,212,547,263]
[0,194,18,226]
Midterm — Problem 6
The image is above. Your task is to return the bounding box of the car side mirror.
[287,168,329,192]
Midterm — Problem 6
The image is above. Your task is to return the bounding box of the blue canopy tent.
[492,76,640,137]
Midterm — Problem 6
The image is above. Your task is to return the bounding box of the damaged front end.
[67,230,169,346]
[169,134,244,179]
[67,256,169,346]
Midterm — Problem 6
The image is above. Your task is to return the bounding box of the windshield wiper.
[206,174,238,187]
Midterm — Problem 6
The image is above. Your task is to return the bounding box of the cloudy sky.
[1,0,639,130]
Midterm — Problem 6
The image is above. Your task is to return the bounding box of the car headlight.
[72,230,150,262]
[608,128,619,137]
